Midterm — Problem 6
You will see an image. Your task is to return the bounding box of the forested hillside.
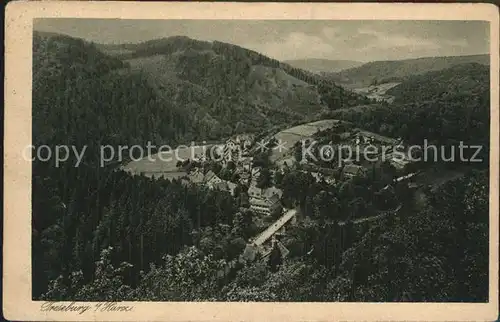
[386,63,490,103]
[32,31,489,302]
[326,63,490,164]
[99,37,370,136]
[33,32,197,151]
[327,54,489,87]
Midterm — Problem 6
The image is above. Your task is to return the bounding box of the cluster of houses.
[186,168,238,194]
[220,134,254,166]
[184,133,285,217]
[182,127,420,263]
[295,128,420,185]
[223,127,423,265]
[293,163,337,184]
[322,129,419,173]
[353,130,419,170]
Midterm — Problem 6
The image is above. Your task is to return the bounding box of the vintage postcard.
[4,1,499,321]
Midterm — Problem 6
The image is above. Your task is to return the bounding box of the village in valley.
[131,119,426,265]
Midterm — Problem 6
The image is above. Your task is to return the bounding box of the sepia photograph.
[3,2,499,321]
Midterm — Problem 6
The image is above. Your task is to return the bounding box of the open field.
[271,132,304,163]
[279,119,340,137]
[351,82,400,102]
[122,144,223,175]
[270,119,340,162]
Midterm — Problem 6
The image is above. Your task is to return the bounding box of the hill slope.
[386,62,490,103]
[36,32,369,146]
[326,62,490,153]
[103,37,371,122]
[33,32,200,150]
[284,59,364,73]
[328,54,489,87]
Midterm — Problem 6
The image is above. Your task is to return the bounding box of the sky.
[34,19,490,62]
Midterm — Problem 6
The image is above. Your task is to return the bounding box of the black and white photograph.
[3,2,499,321]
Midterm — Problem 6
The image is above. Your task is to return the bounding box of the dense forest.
[385,63,489,104]
[36,163,489,302]
[98,35,371,137]
[33,32,489,302]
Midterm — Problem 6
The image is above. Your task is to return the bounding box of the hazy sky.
[34,19,490,62]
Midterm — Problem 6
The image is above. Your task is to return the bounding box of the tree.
[256,167,272,188]
[218,167,233,181]
[226,161,236,171]
[42,247,134,301]
[231,211,254,239]
[132,246,228,301]
[313,191,340,222]
[274,170,284,186]
[268,244,283,272]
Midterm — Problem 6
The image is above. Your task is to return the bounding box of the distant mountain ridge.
[284,59,364,73]
[327,54,489,88]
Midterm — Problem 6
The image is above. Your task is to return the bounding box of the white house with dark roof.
[225,138,238,150]
[248,185,283,216]
[248,185,263,199]
[235,134,254,149]
[250,194,281,216]
[241,157,253,172]
[204,170,223,188]
[188,168,205,184]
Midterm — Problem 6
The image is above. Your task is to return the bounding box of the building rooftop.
[211,180,237,195]
[248,185,262,197]
[268,193,280,204]
[264,186,283,199]
[227,181,237,191]
[204,170,217,182]
[213,181,229,191]
[241,244,258,261]
[189,171,205,184]
[250,197,273,207]
[253,209,297,246]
